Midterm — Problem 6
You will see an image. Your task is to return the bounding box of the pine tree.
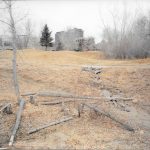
[40,24,53,50]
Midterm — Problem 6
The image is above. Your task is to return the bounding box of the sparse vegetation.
[0,49,150,149]
[100,11,150,59]
[0,0,150,149]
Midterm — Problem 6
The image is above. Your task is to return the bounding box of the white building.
[55,28,84,50]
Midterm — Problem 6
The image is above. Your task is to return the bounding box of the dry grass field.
[0,49,150,149]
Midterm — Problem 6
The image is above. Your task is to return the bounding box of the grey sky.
[0,0,150,43]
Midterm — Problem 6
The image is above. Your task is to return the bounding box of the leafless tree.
[24,19,32,48]
[100,6,150,59]
[0,0,28,100]
[16,19,33,49]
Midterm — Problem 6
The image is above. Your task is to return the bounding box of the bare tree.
[0,0,28,100]
[100,5,150,59]
[24,19,32,48]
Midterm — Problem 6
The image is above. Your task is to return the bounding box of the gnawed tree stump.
[29,95,35,104]
[0,103,12,114]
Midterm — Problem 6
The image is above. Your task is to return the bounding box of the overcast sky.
[0,0,150,43]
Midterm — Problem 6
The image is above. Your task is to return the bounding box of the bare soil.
[0,49,150,149]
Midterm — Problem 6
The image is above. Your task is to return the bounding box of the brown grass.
[0,49,150,149]
[1,49,149,67]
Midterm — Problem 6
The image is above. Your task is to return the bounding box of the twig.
[28,116,73,134]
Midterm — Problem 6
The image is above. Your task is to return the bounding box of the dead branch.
[28,116,73,134]
[39,93,132,102]
[9,99,25,146]
[38,91,75,97]
[0,19,12,27]
[109,97,133,101]
[40,99,85,105]
[105,97,133,101]
[38,92,102,100]
[80,103,134,132]
[21,91,133,101]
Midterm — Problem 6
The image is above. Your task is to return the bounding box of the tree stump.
[0,103,12,114]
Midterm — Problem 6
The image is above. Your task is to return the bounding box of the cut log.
[0,103,12,114]
[81,103,134,132]
[9,99,25,146]
[28,116,73,134]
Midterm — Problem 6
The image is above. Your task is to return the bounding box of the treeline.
[100,11,150,59]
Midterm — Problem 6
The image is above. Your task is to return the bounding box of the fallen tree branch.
[38,93,102,100]
[39,92,132,102]
[9,99,25,146]
[40,99,88,105]
[28,116,73,134]
[39,95,132,103]
[38,92,75,97]
[80,103,134,132]
[21,91,133,102]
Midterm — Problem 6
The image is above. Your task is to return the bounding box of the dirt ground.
[0,49,150,149]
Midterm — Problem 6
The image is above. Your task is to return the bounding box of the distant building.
[55,28,84,50]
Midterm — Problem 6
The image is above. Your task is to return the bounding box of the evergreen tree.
[40,24,53,50]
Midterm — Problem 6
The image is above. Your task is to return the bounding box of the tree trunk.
[8,2,20,101]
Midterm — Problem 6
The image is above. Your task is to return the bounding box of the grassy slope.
[1,49,150,66]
